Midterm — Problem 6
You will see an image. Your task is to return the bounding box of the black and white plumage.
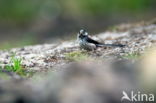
[77,29,125,50]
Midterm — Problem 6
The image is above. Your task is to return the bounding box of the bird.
[77,29,125,50]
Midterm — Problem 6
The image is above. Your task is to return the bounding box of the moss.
[65,51,90,61]
[108,25,119,31]
[122,52,140,59]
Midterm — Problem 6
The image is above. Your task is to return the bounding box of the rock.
[0,24,156,71]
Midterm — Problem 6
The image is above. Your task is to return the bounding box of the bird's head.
[78,29,88,39]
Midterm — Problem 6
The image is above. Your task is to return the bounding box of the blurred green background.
[0,0,155,49]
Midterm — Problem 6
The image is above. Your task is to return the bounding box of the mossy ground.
[65,51,90,61]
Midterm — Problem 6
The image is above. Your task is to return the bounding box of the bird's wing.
[85,37,101,45]
[97,44,126,47]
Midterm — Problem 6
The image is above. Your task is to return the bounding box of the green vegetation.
[0,0,42,24]
[2,54,35,77]
[60,0,153,17]
[108,25,119,31]
[122,52,140,59]
[4,54,25,75]
[65,51,90,61]
[0,53,35,77]
[0,0,155,24]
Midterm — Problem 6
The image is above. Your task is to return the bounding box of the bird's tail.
[96,43,125,47]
